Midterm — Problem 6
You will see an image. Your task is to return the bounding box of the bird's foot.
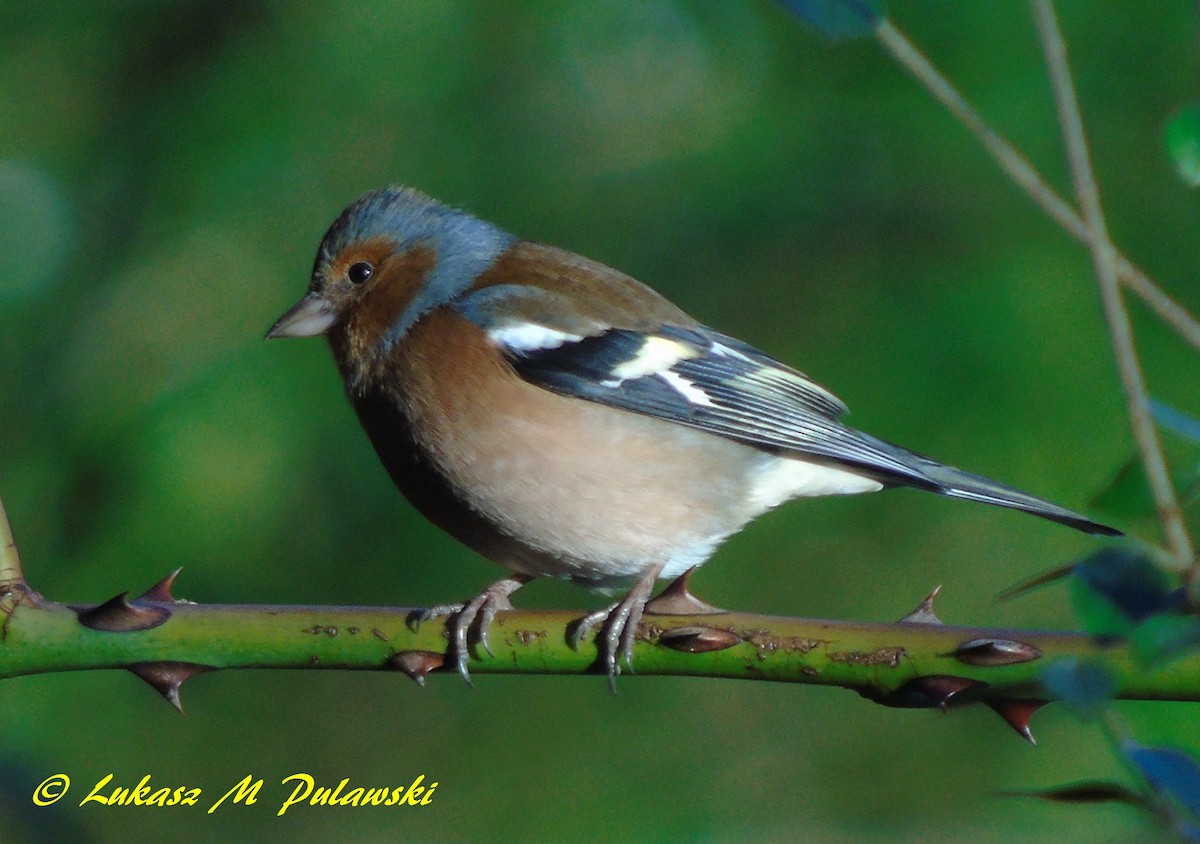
[410,574,532,684]
[571,561,696,691]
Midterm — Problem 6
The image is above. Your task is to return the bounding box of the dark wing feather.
[511,323,928,483]
[455,271,1120,537]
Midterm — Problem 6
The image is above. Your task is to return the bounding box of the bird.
[267,185,1120,685]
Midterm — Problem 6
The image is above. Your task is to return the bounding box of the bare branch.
[874,20,1200,354]
[1031,0,1195,572]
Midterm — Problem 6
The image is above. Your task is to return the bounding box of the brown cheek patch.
[346,245,438,363]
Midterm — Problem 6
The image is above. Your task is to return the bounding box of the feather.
[457,279,1117,536]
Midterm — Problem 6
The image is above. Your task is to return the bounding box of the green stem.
[5,591,1200,706]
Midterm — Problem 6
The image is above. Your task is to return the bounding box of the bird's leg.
[413,574,533,684]
[570,562,665,690]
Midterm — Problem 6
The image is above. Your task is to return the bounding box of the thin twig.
[1031,0,1195,572]
[874,20,1200,353]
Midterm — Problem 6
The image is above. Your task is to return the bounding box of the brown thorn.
[987,699,1048,745]
[898,585,944,625]
[389,651,445,686]
[873,674,987,709]
[953,638,1043,667]
[659,626,742,653]
[135,568,184,603]
[643,566,724,616]
[127,662,210,713]
[73,593,171,632]
[916,674,984,708]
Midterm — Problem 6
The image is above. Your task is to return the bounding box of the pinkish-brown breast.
[380,308,764,581]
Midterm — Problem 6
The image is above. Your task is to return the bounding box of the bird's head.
[267,186,514,375]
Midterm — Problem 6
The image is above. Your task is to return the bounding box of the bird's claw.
[411,575,531,684]
[570,563,667,691]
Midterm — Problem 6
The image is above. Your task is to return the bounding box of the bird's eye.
[347,262,374,285]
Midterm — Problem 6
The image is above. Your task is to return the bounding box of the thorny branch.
[3,571,1200,745]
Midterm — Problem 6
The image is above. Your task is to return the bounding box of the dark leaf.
[1071,548,1178,636]
[1125,744,1200,822]
[1131,614,1200,669]
[1041,657,1116,719]
[777,0,885,40]
[1070,573,1135,639]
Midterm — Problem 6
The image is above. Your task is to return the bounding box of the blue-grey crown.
[317,185,517,349]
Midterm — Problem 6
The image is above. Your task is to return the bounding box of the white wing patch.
[594,335,715,407]
[608,336,700,381]
[659,371,715,407]
[709,341,754,361]
[488,322,584,352]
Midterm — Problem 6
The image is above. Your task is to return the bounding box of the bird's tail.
[855,433,1121,537]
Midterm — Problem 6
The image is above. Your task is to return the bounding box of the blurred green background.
[1,1,1198,841]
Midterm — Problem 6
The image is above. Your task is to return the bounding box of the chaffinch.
[268,185,1119,684]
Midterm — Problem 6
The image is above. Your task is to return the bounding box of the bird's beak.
[266,293,337,339]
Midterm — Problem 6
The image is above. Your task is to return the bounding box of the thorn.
[73,593,171,632]
[898,585,943,625]
[914,674,985,708]
[659,626,742,653]
[127,662,209,712]
[389,650,445,686]
[643,566,724,616]
[953,638,1043,666]
[873,674,987,709]
[987,699,1048,745]
[136,568,183,603]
